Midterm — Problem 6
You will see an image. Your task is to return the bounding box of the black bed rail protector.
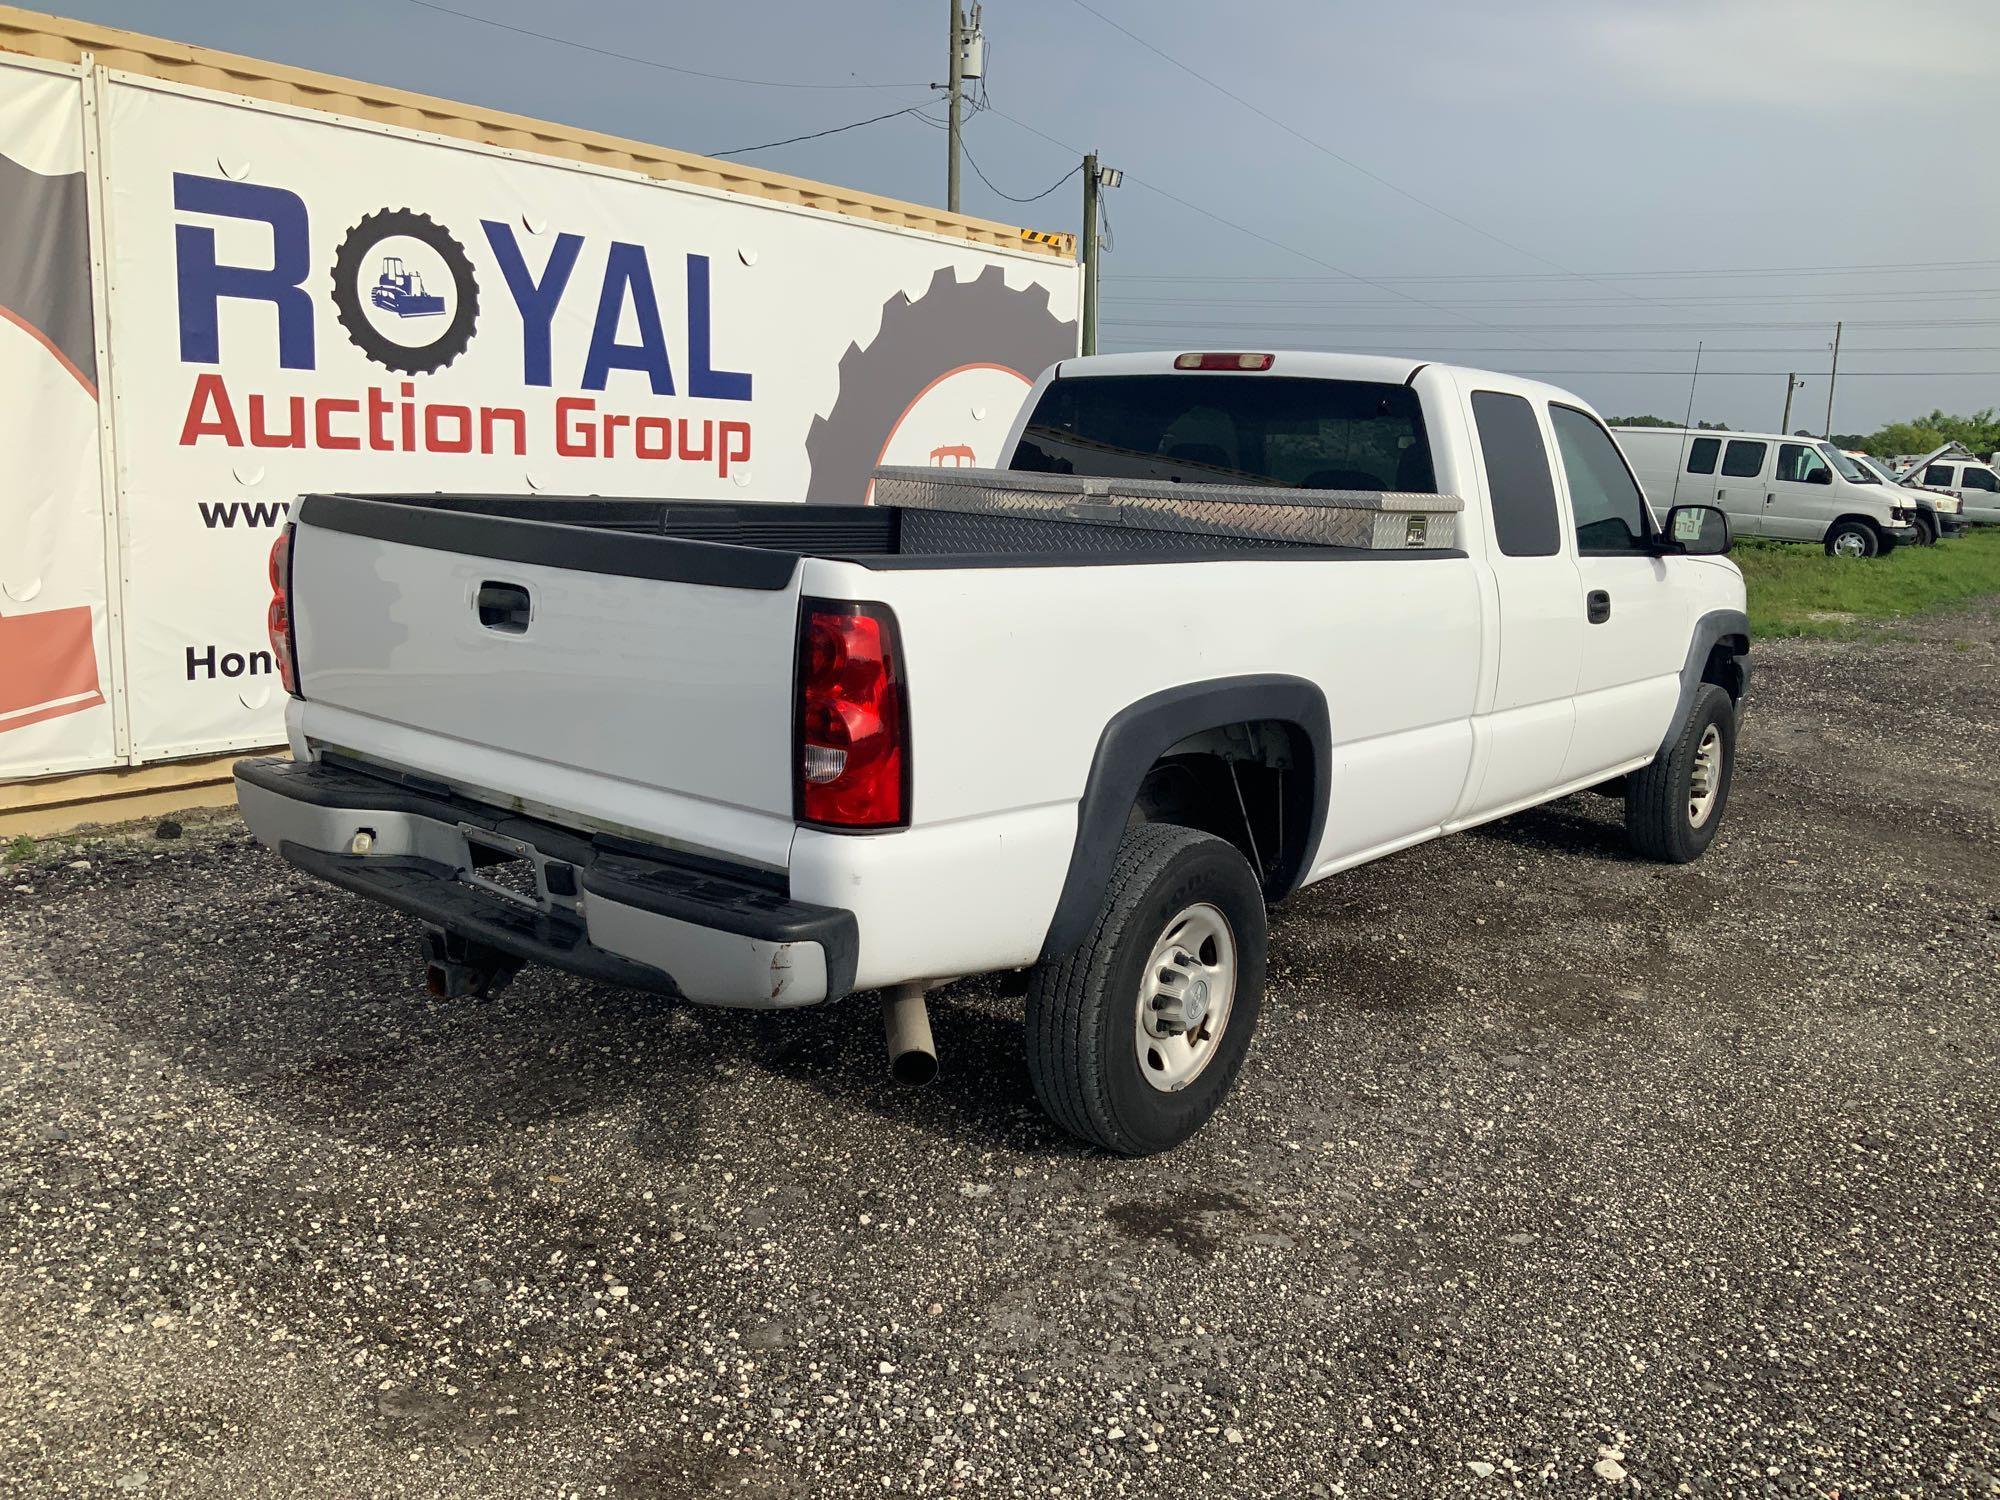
[298,493,806,590]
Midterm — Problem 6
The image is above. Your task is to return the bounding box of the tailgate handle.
[476,582,531,634]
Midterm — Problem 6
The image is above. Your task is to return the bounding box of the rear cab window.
[1470,390,1560,557]
[1924,464,1957,486]
[1009,374,1438,492]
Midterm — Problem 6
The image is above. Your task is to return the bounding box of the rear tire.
[1824,520,1879,558]
[1625,683,1736,864]
[1025,824,1267,1156]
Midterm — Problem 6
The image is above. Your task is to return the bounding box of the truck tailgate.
[288,496,803,865]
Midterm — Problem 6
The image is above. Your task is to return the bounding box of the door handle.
[476,581,531,634]
[1586,589,1611,624]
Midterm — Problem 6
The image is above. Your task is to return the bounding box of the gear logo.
[329,208,480,375]
[805,265,1078,503]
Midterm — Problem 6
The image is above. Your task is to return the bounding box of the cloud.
[1584,0,1991,106]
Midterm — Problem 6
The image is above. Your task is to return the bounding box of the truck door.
[1455,389,1582,820]
[1712,438,1771,536]
[1547,405,1688,783]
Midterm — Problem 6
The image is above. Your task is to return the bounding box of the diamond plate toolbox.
[870,467,1462,551]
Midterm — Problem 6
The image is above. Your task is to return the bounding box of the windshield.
[1817,443,1866,481]
[1848,454,1889,485]
[1010,374,1438,491]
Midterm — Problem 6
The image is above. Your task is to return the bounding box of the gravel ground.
[3,603,1998,1498]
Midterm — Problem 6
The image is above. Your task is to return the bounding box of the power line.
[711,102,940,158]
[1058,0,1697,322]
[1106,258,2000,285]
[1101,315,2000,332]
[1089,347,2000,377]
[402,0,924,90]
[1101,288,2000,310]
[959,134,1080,204]
[979,105,1556,346]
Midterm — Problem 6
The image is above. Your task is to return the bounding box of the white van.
[1903,455,2000,526]
[1614,427,1921,558]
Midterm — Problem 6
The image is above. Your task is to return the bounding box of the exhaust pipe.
[883,983,938,1086]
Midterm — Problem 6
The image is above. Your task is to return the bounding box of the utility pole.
[1079,155,1121,357]
[1082,151,1099,355]
[946,0,963,213]
[1780,372,1804,433]
[1823,320,1842,439]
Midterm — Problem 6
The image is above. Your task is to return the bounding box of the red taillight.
[1174,352,1274,371]
[796,600,906,829]
[267,526,300,696]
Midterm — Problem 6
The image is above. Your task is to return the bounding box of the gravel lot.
[4,602,1998,1498]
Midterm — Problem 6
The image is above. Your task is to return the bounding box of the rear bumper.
[234,756,857,1007]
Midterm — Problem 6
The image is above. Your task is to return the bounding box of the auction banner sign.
[0,57,116,779]
[0,60,1078,778]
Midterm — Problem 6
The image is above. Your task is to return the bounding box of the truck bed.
[303,477,1464,583]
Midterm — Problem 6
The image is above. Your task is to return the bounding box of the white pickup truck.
[236,351,1750,1155]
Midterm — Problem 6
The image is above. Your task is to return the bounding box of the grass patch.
[4,836,34,865]
[1733,527,2000,638]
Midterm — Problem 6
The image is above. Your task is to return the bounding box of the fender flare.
[1659,607,1750,756]
[1039,675,1331,962]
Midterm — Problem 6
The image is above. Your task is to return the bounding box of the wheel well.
[1701,635,1749,704]
[1828,513,1884,536]
[1131,719,1314,897]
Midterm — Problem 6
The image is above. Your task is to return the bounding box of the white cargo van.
[1615,428,1920,558]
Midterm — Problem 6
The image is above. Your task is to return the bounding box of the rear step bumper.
[233,756,857,1007]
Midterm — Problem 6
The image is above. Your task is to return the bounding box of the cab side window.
[1685,437,1721,475]
[1774,443,1829,484]
[1471,390,1560,557]
[1550,404,1652,553]
[1962,467,1999,493]
[1720,440,1767,478]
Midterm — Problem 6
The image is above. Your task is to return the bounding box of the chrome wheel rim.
[1688,723,1724,827]
[1135,902,1237,1093]
[1832,530,1868,558]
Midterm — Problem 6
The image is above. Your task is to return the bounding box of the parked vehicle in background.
[1615,427,1921,557]
[1847,452,1962,543]
[1898,444,2000,526]
[235,351,1749,1155]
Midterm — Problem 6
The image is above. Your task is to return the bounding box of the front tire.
[1824,520,1879,558]
[1912,512,1939,546]
[1625,683,1737,863]
[1025,825,1267,1156]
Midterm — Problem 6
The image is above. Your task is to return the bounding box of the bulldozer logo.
[330,208,480,375]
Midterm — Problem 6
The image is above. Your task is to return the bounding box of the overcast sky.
[62,0,2000,433]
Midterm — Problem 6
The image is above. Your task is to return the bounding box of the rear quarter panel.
[795,553,1484,982]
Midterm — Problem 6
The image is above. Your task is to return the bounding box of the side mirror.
[1807,467,1833,485]
[1662,504,1731,556]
